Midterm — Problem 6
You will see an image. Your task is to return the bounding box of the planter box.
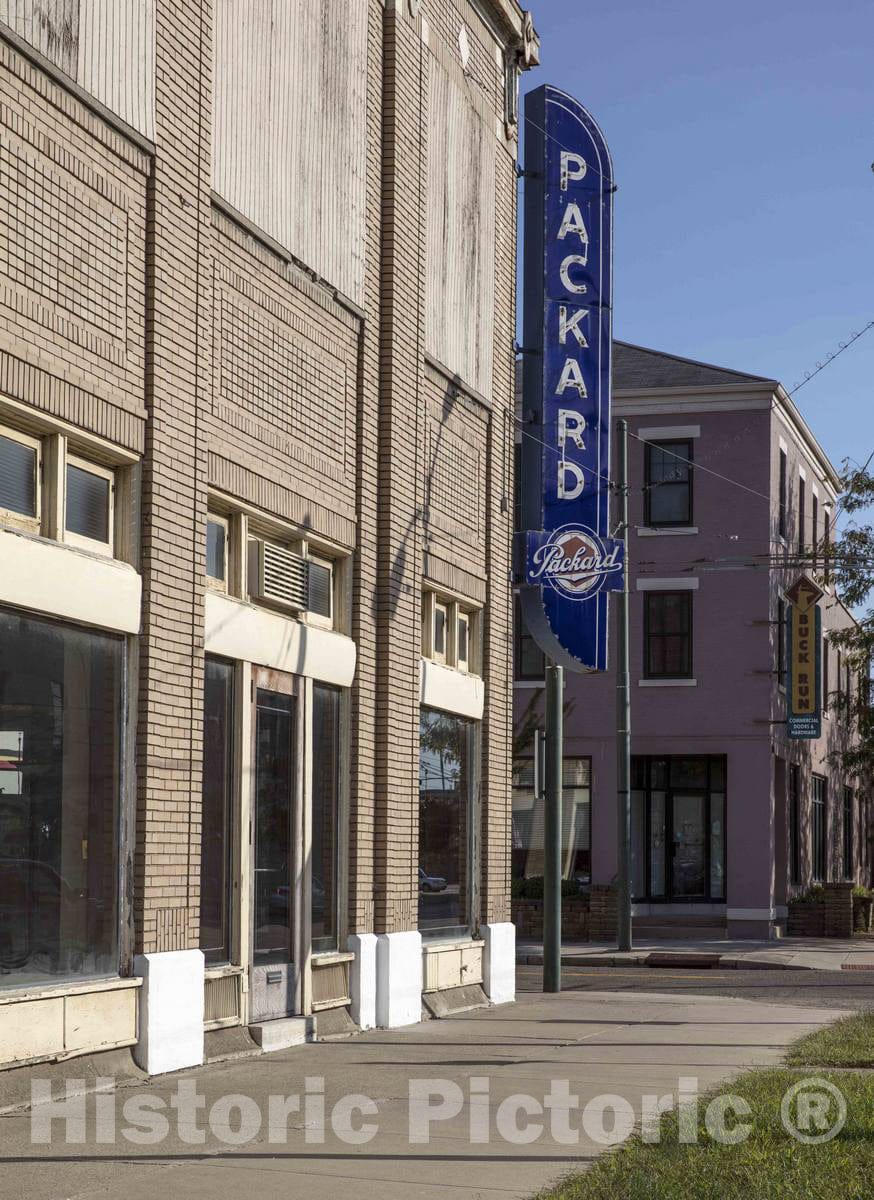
[511,897,590,941]
[787,899,825,938]
[854,896,874,933]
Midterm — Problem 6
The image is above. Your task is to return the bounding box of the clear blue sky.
[521,0,874,473]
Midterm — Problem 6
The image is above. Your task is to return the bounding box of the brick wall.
[0,0,529,963]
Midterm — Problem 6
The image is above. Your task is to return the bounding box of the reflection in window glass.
[312,685,340,953]
[511,758,592,884]
[710,793,725,899]
[645,591,692,678]
[434,605,447,658]
[308,561,333,619]
[645,440,692,526]
[457,613,469,668]
[66,464,110,544]
[650,792,667,897]
[200,658,234,964]
[206,519,226,582]
[0,434,37,517]
[254,691,294,961]
[0,608,121,988]
[419,708,474,934]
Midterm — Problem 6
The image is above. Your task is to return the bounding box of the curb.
[517,952,817,971]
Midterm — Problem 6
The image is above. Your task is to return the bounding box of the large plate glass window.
[312,684,340,953]
[512,757,592,886]
[0,608,122,988]
[200,658,234,965]
[418,708,476,937]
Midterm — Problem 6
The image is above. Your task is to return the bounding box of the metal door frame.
[249,666,305,1021]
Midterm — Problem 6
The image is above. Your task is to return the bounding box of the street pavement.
[517,935,874,973]
[518,963,874,1010]
[0,984,850,1200]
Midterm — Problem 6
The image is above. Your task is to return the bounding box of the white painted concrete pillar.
[133,949,205,1075]
[348,933,377,1030]
[483,922,516,1005]
[375,931,422,1028]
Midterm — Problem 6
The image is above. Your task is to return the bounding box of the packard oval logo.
[528,525,623,599]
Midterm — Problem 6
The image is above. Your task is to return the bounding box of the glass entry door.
[250,669,301,1022]
[670,794,706,899]
[631,757,726,902]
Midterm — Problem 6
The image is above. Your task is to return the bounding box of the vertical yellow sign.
[787,575,823,740]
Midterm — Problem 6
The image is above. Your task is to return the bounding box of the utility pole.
[543,661,563,992]
[616,419,633,951]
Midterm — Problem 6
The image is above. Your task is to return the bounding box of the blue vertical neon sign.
[518,85,621,673]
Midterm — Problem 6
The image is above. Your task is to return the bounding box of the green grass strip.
[535,1068,874,1200]
[786,1010,874,1069]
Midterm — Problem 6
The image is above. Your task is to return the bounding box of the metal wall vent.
[248,540,309,610]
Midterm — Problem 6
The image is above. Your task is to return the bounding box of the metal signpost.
[787,575,824,739]
[518,86,622,990]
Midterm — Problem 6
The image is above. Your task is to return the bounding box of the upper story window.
[65,456,114,554]
[777,597,787,688]
[306,555,334,627]
[422,589,480,675]
[778,448,788,539]
[644,591,693,679]
[206,514,228,588]
[205,497,344,631]
[0,426,40,530]
[644,440,693,527]
[0,420,121,556]
[811,492,819,565]
[797,476,806,553]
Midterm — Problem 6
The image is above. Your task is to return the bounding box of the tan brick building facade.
[0,0,538,1070]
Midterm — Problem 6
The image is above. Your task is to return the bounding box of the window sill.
[313,951,354,965]
[514,679,546,689]
[204,963,243,979]
[638,677,697,687]
[421,936,483,953]
[0,974,141,1006]
[637,526,698,537]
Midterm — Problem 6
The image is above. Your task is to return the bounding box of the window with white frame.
[211,498,343,629]
[206,513,228,589]
[65,456,114,553]
[306,555,334,626]
[0,425,41,531]
[0,420,124,555]
[422,589,480,674]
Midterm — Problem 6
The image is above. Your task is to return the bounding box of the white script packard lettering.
[529,541,622,582]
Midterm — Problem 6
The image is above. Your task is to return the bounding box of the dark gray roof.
[613,341,776,390]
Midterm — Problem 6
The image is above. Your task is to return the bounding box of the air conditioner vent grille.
[251,540,309,610]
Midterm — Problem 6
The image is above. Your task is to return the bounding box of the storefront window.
[200,658,234,965]
[419,708,475,936]
[312,685,340,953]
[511,758,592,884]
[0,608,122,988]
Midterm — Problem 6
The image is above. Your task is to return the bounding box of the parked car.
[418,867,447,893]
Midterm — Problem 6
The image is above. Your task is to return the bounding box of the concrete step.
[248,1016,312,1053]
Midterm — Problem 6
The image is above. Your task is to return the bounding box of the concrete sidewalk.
[0,987,844,1200]
[517,936,874,973]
